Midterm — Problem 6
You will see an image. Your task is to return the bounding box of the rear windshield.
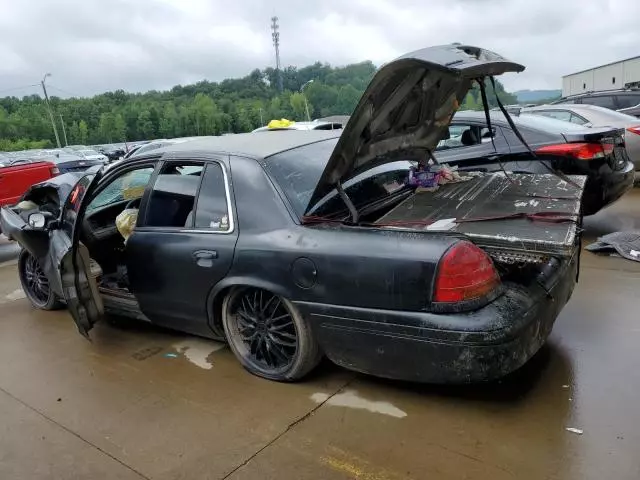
[515,114,589,133]
[263,139,337,217]
[591,108,640,122]
[264,139,412,218]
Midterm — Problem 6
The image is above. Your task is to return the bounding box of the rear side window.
[516,114,587,133]
[534,110,572,122]
[615,94,640,109]
[193,163,231,231]
[581,95,616,109]
[144,163,204,228]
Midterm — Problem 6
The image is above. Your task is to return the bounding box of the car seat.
[461,129,479,146]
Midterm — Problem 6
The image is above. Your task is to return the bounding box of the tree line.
[0,61,516,151]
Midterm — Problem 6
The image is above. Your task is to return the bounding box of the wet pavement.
[1,191,639,479]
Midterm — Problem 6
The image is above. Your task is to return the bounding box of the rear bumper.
[582,160,634,215]
[296,254,578,383]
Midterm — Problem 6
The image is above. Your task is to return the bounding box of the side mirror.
[28,211,53,229]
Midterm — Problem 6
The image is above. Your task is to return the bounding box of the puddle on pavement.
[311,390,407,418]
[0,288,25,304]
[172,338,226,369]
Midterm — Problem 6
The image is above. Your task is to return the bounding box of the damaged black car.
[1,45,588,383]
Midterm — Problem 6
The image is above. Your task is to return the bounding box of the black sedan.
[1,45,585,383]
[435,111,635,215]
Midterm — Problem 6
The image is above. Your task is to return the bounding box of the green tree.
[0,59,518,146]
[98,112,115,142]
[78,120,89,144]
[113,113,126,141]
[136,110,155,139]
[160,103,179,138]
[289,92,312,120]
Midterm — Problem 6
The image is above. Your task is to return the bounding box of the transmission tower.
[271,16,283,93]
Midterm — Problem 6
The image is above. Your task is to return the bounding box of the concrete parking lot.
[1,191,639,480]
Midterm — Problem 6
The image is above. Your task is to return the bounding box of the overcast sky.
[0,0,638,98]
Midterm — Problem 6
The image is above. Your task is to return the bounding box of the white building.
[562,55,640,97]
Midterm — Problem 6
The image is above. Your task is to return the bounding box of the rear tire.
[18,249,63,311]
[222,286,322,382]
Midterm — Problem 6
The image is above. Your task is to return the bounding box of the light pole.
[300,79,314,122]
[41,73,61,148]
[59,114,69,146]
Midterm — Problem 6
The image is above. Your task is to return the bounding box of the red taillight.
[50,166,60,176]
[627,126,640,136]
[536,142,613,160]
[433,241,500,304]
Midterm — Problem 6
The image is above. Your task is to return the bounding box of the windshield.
[80,150,99,156]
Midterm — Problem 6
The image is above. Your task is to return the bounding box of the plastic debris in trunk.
[375,173,586,261]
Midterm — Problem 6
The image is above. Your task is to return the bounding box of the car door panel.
[126,157,239,337]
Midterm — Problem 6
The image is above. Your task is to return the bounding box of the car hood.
[304,44,525,214]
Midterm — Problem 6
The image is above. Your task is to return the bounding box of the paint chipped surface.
[311,390,407,418]
[173,339,225,370]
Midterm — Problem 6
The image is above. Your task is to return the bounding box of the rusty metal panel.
[375,173,587,258]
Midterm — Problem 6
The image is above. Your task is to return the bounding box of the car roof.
[159,130,341,159]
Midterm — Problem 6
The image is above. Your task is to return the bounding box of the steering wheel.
[125,198,141,210]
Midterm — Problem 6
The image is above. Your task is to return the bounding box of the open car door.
[54,173,105,338]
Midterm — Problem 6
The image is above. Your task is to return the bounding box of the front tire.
[222,287,321,382]
[18,249,63,310]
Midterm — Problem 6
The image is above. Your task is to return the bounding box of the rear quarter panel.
[220,155,458,311]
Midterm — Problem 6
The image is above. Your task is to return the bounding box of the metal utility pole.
[259,107,264,125]
[300,79,314,121]
[59,114,69,146]
[41,73,61,148]
[271,16,283,93]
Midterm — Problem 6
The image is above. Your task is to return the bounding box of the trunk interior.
[364,172,586,281]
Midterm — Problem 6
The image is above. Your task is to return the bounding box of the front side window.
[86,167,154,212]
[193,163,231,231]
[143,162,204,228]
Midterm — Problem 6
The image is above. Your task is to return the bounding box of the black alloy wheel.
[222,287,321,381]
[18,249,63,310]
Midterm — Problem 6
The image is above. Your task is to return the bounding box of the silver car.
[521,104,640,170]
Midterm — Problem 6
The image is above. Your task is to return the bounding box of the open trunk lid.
[374,173,586,263]
[304,44,525,213]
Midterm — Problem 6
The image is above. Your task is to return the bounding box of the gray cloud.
[0,0,638,97]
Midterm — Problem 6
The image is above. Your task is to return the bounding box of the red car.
[0,159,59,208]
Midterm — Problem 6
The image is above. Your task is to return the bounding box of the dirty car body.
[0,45,584,383]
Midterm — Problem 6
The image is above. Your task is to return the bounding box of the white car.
[77,149,109,164]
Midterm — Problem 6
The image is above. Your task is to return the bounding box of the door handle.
[193,250,218,268]
[193,250,218,260]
